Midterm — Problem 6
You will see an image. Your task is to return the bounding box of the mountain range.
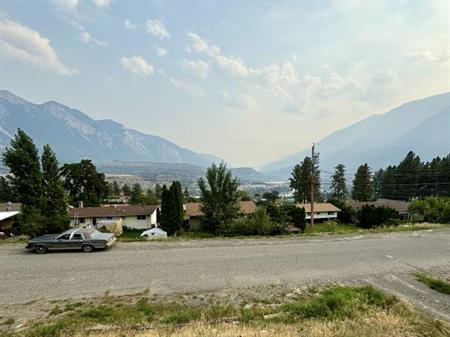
[0,90,448,182]
[0,90,219,167]
[263,92,450,178]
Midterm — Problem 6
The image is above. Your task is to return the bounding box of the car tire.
[35,245,47,254]
[82,244,94,253]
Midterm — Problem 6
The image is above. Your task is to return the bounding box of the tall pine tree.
[41,145,69,233]
[3,129,45,235]
[289,156,320,203]
[331,164,347,200]
[352,163,373,201]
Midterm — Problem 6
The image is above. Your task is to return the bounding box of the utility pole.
[310,143,315,229]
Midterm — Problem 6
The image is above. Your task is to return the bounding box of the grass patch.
[280,286,395,321]
[5,285,449,337]
[306,221,358,234]
[1,318,15,325]
[416,273,450,295]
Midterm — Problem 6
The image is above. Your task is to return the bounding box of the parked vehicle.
[141,228,167,240]
[26,228,116,254]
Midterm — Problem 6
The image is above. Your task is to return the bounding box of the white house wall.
[305,212,338,220]
[70,210,158,230]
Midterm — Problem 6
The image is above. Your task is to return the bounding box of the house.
[0,211,20,238]
[185,200,257,230]
[345,199,410,219]
[0,203,21,237]
[296,203,341,221]
[69,205,159,230]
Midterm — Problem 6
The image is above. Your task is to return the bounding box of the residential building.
[297,203,341,221]
[185,200,257,230]
[69,205,159,230]
[0,203,21,237]
[345,199,410,219]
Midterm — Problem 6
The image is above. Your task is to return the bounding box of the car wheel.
[35,245,47,254]
[82,244,94,253]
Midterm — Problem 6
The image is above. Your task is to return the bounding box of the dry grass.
[2,286,449,337]
[72,310,449,337]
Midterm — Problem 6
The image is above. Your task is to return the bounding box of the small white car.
[141,228,168,240]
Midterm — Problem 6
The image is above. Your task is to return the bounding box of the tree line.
[290,151,450,203]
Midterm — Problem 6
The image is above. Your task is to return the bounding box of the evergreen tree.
[352,163,373,201]
[0,176,16,203]
[198,162,240,234]
[41,145,69,233]
[121,183,131,197]
[380,166,396,199]
[183,186,190,199]
[130,183,144,205]
[112,181,121,197]
[154,184,162,199]
[159,184,182,235]
[373,169,384,200]
[331,164,347,200]
[289,156,320,203]
[396,151,422,200]
[170,181,184,231]
[61,160,108,207]
[144,188,158,205]
[160,185,170,230]
[3,129,45,235]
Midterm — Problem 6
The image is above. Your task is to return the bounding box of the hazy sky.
[0,0,448,168]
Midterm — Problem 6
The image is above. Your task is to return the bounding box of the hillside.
[0,90,220,167]
[264,92,450,178]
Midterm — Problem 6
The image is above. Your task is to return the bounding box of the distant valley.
[0,90,448,184]
[263,92,450,179]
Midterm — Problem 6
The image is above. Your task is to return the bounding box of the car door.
[49,234,71,249]
[69,233,84,249]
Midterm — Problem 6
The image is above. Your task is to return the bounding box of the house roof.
[185,201,257,217]
[0,203,21,212]
[69,205,159,218]
[345,199,410,214]
[296,203,341,213]
[0,211,20,221]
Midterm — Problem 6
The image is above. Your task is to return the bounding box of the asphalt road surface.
[1,230,449,307]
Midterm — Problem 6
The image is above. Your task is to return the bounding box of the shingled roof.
[69,205,159,218]
[345,199,410,215]
[296,202,341,213]
[185,201,257,217]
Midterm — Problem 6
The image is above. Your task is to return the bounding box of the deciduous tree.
[198,162,240,234]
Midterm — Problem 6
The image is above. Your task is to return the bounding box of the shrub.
[329,199,356,224]
[383,218,401,227]
[281,286,395,320]
[410,197,450,223]
[225,207,286,236]
[357,205,399,228]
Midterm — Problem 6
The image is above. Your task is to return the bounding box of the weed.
[416,273,450,295]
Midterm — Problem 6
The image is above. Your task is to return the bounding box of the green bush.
[357,205,399,228]
[329,199,356,224]
[410,197,450,223]
[281,286,395,320]
[225,207,286,236]
[383,218,401,227]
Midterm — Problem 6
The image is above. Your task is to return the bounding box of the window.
[328,212,334,215]
[105,217,113,220]
[58,234,70,240]
[79,218,85,224]
[71,233,83,240]
[137,215,147,220]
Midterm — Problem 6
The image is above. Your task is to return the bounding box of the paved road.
[1,230,449,307]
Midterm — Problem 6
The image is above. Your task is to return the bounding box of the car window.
[58,234,70,240]
[71,233,83,240]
